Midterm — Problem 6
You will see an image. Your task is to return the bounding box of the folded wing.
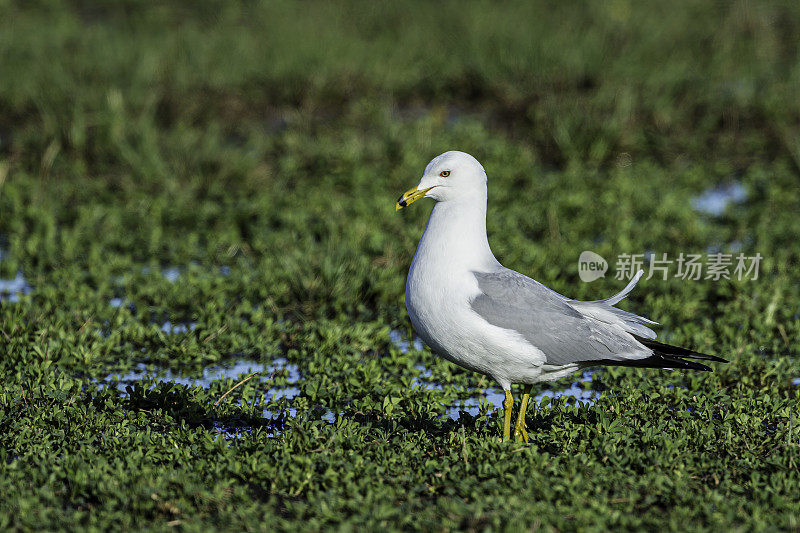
[470,269,652,366]
[470,268,726,371]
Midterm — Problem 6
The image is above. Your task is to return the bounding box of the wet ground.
[10,257,791,444]
[88,319,601,440]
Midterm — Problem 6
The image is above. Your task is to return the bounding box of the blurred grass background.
[1,1,799,530]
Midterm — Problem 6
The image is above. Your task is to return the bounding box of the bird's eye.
[439,170,450,177]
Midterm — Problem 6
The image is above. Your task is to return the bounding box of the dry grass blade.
[214,372,261,406]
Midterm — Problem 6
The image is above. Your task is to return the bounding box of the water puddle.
[96,333,602,440]
[108,265,235,318]
[0,272,32,303]
[100,358,299,393]
[445,390,506,420]
[691,182,747,216]
[389,329,423,353]
[139,265,181,283]
[98,357,304,440]
[394,328,600,418]
[108,294,197,336]
[395,326,599,407]
[413,364,432,380]
[532,372,599,407]
[420,371,599,420]
[160,321,198,335]
[97,317,197,337]
[161,267,180,283]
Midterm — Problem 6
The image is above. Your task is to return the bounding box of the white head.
[396,151,487,210]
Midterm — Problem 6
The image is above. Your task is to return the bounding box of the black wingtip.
[590,336,727,372]
[632,335,728,363]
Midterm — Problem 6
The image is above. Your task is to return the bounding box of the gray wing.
[470,269,651,365]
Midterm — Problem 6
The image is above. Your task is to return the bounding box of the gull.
[396,151,727,442]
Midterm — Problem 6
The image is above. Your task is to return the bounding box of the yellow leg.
[514,385,532,443]
[502,390,514,442]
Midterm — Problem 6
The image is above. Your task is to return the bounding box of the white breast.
[404,201,547,388]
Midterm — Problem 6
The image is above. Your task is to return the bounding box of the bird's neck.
[414,195,499,273]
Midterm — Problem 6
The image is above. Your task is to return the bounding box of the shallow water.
[444,371,598,419]
[160,320,198,335]
[0,271,32,303]
[389,329,423,353]
[162,267,181,283]
[140,265,182,282]
[100,358,300,393]
[393,329,600,419]
[95,329,601,440]
[98,357,303,440]
[533,372,598,406]
[692,182,747,216]
[108,294,198,335]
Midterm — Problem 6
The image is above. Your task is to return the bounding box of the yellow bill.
[395,186,435,210]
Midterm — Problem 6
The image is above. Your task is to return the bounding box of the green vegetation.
[1,1,799,530]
